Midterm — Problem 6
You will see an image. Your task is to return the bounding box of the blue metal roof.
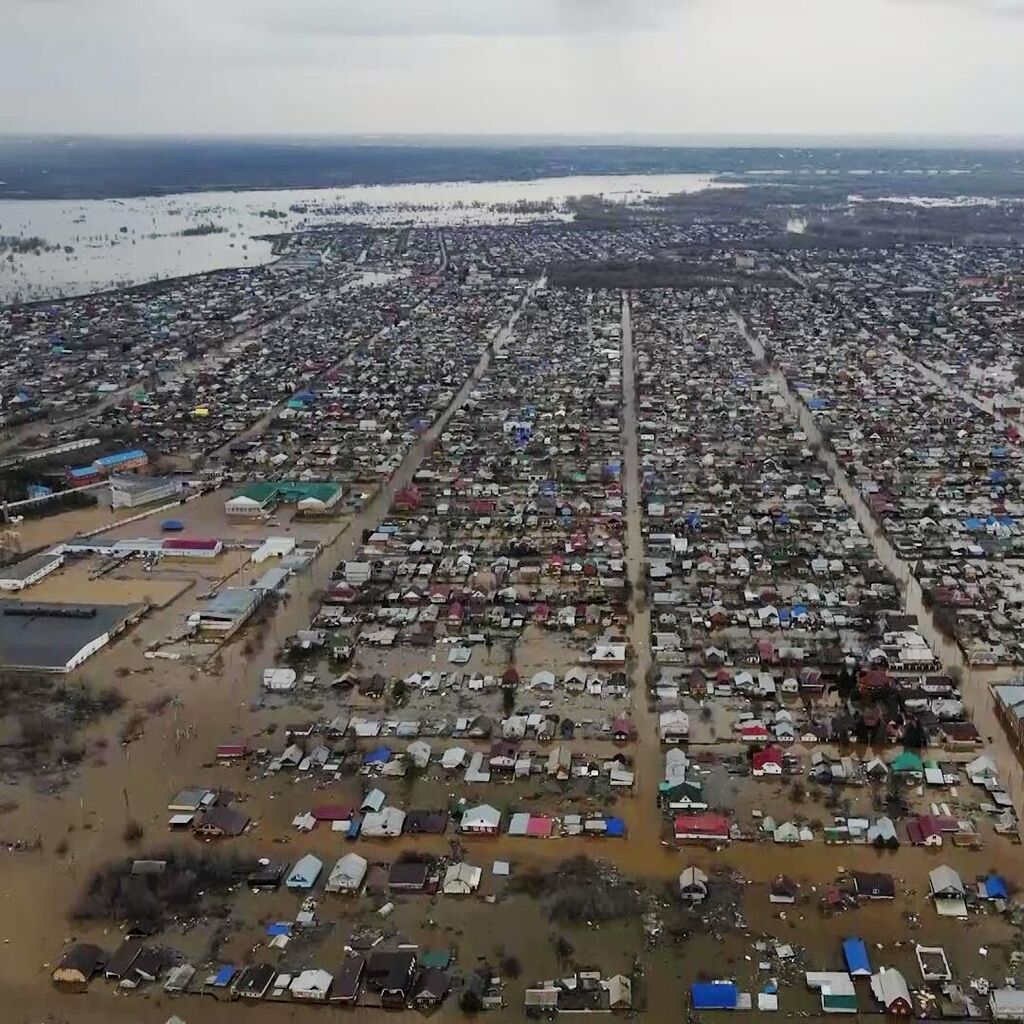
[691,982,738,1009]
[94,448,146,468]
[843,936,872,975]
[605,816,626,837]
[213,965,235,986]
[363,746,391,764]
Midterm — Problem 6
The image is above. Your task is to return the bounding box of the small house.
[678,866,709,904]
[326,853,368,895]
[52,944,105,991]
[842,937,872,977]
[870,967,913,1015]
[443,862,482,895]
[460,804,501,835]
[286,854,323,890]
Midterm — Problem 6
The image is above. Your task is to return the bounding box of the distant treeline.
[1,137,1023,199]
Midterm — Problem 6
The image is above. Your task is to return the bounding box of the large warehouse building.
[0,601,142,672]
[225,480,343,517]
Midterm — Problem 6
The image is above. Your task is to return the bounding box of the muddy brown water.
[0,282,541,1021]
[0,288,1021,1023]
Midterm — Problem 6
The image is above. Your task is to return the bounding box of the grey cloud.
[903,0,1024,12]
[244,0,680,38]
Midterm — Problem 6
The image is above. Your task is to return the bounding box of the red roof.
[752,746,783,770]
[526,815,554,837]
[216,743,248,759]
[859,669,891,691]
[674,814,729,838]
[311,804,355,821]
[163,537,220,551]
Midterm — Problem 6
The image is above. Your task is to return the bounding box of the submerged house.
[286,854,324,890]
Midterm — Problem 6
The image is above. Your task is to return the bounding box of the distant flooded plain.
[0,173,719,302]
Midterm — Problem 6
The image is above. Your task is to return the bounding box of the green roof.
[233,480,341,505]
[419,950,452,969]
[823,994,858,1010]
[890,751,924,773]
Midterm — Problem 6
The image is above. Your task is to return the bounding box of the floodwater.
[0,282,540,1021]
[2,287,1022,1022]
[0,173,719,302]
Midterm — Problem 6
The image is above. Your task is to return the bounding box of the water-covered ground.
[0,172,717,302]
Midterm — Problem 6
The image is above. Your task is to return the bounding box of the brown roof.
[194,804,250,836]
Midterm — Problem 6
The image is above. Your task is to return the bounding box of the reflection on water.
[0,173,719,303]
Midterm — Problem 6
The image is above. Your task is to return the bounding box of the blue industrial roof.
[605,816,626,837]
[363,746,392,764]
[161,519,184,531]
[691,982,738,1009]
[95,448,146,468]
[843,937,872,976]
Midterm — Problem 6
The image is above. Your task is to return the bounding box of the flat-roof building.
[0,600,140,672]
[0,552,64,591]
[110,474,182,509]
[187,587,262,635]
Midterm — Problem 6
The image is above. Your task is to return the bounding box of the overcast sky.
[3,0,1023,136]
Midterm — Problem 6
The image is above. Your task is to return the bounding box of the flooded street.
[617,294,675,866]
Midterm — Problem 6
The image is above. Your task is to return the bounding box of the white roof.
[462,804,500,827]
[991,989,1024,1014]
[805,972,855,996]
[328,853,368,891]
[291,969,333,995]
[929,865,964,895]
[679,866,709,888]
[361,788,386,812]
[443,862,482,892]
[870,968,911,1009]
[441,746,467,768]
[362,807,405,836]
[407,740,431,768]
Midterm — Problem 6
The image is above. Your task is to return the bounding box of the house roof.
[870,967,912,1009]
[842,937,872,976]
[691,981,738,1009]
[929,865,964,895]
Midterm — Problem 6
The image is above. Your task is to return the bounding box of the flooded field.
[0,172,719,302]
